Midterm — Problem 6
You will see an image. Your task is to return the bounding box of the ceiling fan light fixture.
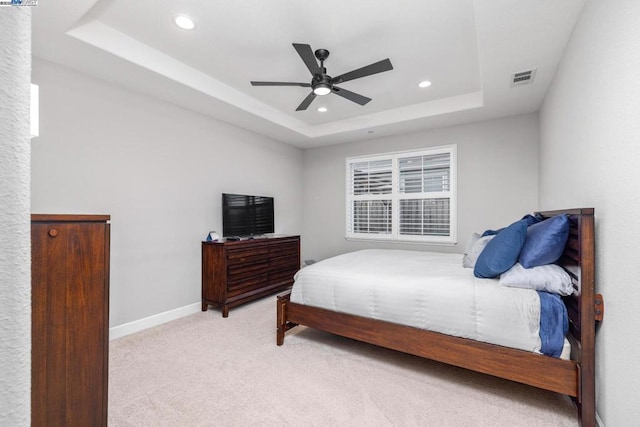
[313,83,332,96]
[174,15,196,30]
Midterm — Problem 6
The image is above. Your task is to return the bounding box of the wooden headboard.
[535,208,598,343]
[536,208,600,417]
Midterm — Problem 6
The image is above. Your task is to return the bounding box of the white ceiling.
[31,0,585,148]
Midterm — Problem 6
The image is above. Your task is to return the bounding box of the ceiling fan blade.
[331,58,393,84]
[293,43,321,76]
[332,86,371,106]
[251,81,311,87]
[296,92,317,111]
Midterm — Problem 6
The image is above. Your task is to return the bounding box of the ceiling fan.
[251,43,393,111]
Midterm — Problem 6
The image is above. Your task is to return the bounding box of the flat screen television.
[222,193,274,237]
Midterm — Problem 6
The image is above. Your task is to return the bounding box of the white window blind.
[346,146,456,244]
[347,159,392,235]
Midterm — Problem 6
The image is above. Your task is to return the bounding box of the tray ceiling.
[32,0,585,148]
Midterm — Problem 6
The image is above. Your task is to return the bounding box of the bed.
[276,208,603,426]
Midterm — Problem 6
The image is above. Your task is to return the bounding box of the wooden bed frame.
[276,208,603,426]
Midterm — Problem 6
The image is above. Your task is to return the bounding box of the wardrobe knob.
[48,229,58,237]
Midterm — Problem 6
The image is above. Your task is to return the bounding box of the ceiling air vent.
[510,68,537,87]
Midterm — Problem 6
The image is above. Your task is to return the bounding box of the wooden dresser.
[31,214,110,427]
[202,235,300,317]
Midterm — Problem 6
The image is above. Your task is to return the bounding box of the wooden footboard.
[279,290,579,395]
[276,291,297,346]
[277,208,601,427]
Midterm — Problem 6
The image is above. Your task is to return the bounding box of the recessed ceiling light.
[317,107,328,112]
[418,80,432,88]
[174,15,195,30]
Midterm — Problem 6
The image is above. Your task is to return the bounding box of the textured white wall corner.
[0,8,32,426]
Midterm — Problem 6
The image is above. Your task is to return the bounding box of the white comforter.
[290,249,543,353]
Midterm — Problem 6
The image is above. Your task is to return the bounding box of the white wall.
[301,113,539,262]
[31,59,304,327]
[0,8,31,426]
[539,0,640,424]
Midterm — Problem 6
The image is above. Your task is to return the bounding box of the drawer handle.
[48,229,58,237]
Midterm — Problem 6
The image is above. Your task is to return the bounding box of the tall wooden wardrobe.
[31,214,110,426]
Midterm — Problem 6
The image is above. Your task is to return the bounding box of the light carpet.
[109,296,578,426]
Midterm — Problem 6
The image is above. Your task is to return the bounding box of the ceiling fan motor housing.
[314,48,330,62]
[312,48,332,95]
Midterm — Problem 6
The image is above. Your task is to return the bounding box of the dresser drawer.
[268,240,299,258]
[269,267,298,287]
[226,246,268,266]
[228,273,269,297]
[227,260,269,282]
[268,255,299,271]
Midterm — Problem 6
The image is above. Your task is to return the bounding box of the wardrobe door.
[32,216,109,427]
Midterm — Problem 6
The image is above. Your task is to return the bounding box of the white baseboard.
[109,302,202,341]
[596,412,604,427]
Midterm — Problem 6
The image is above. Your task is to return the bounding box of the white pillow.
[499,262,574,296]
[462,234,493,268]
[462,233,480,264]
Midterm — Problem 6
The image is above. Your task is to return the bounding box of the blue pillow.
[522,213,544,226]
[474,219,528,278]
[519,214,570,268]
[481,213,542,237]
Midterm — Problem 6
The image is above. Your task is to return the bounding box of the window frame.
[345,145,457,245]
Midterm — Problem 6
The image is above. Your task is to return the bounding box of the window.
[346,145,456,244]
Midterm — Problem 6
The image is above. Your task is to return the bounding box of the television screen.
[222,193,274,237]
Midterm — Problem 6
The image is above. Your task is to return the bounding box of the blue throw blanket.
[538,291,569,357]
